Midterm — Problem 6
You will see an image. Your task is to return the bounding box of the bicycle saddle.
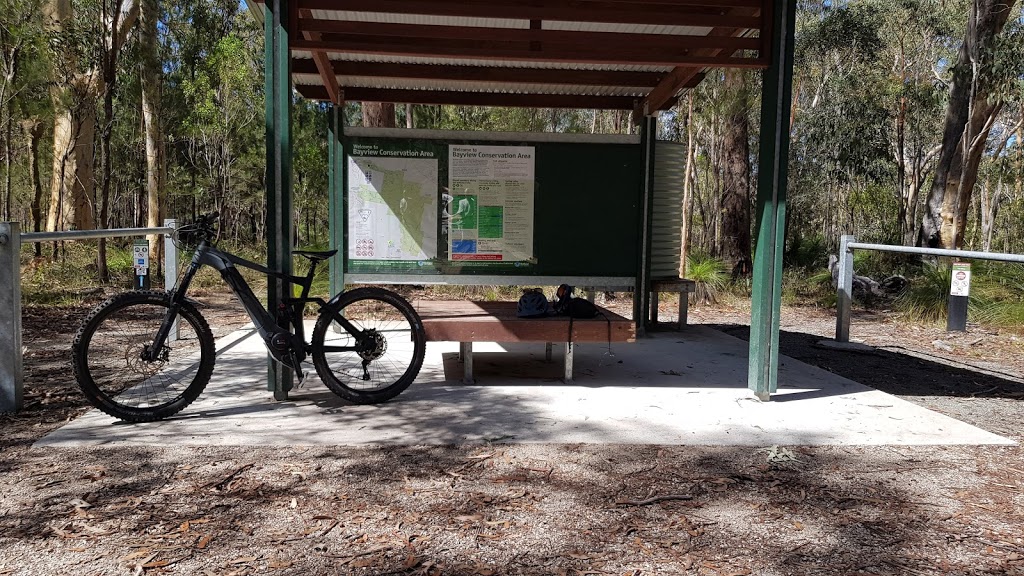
[293,249,338,261]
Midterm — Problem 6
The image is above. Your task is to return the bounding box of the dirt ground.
[2,290,1023,576]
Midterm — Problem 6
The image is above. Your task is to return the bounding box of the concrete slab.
[36,325,1014,447]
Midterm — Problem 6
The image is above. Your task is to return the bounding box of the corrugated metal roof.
[305,10,718,36]
[309,10,528,29]
[291,51,674,74]
[542,22,713,36]
[292,72,650,97]
[283,4,768,106]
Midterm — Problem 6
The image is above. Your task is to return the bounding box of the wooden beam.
[292,38,768,68]
[295,85,650,109]
[641,67,704,114]
[298,8,340,104]
[638,6,762,115]
[296,19,763,53]
[294,0,763,28]
[291,59,675,87]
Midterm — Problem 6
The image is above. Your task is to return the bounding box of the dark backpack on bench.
[553,284,598,318]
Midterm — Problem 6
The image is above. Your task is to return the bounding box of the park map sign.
[347,141,536,266]
[347,144,439,262]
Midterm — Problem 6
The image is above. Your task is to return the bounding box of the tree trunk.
[920,0,1017,249]
[719,70,752,275]
[46,97,75,231]
[362,102,396,128]
[141,0,162,274]
[22,119,44,256]
[3,106,11,221]
[45,0,75,232]
[679,92,695,278]
[405,103,414,129]
[45,0,138,233]
[72,79,97,231]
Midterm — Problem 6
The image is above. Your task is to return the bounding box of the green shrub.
[785,234,830,270]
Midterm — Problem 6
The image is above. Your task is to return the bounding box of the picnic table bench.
[416,300,634,383]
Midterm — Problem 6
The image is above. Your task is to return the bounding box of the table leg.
[564,342,574,382]
[678,292,689,330]
[460,342,474,384]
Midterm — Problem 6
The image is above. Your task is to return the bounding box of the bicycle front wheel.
[72,291,216,422]
[311,287,426,404]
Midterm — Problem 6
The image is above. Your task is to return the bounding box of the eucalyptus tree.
[44,0,139,233]
[921,0,1021,249]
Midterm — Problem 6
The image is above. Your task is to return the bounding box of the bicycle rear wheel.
[311,287,426,404]
[72,291,215,422]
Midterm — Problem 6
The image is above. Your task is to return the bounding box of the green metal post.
[634,115,657,337]
[748,0,796,401]
[264,0,293,399]
[328,104,345,297]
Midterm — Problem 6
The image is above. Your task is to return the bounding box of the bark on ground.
[2,291,1023,575]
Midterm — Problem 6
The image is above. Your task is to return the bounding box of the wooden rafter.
[290,60,679,88]
[638,6,762,116]
[298,8,341,104]
[294,0,762,28]
[293,85,660,110]
[292,38,766,68]
[295,20,763,53]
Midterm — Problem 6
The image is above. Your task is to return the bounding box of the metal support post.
[947,295,968,331]
[328,104,345,298]
[748,0,796,402]
[163,219,178,292]
[164,219,180,341]
[0,222,23,413]
[634,115,657,337]
[835,234,854,342]
[265,0,293,400]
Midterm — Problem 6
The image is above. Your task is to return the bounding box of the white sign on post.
[950,262,971,297]
[133,241,150,276]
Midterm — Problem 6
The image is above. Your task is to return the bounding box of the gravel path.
[2,292,1022,575]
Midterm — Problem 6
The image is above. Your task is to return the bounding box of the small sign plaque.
[133,240,150,276]
[950,262,971,297]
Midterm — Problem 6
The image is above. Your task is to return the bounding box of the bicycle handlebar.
[175,211,220,246]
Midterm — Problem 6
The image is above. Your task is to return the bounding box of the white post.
[163,219,177,292]
[0,222,23,413]
[163,219,180,340]
[835,235,855,343]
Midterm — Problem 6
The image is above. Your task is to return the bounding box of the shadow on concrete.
[712,323,1024,400]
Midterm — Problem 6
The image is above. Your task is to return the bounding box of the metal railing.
[0,220,179,414]
[835,235,1024,342]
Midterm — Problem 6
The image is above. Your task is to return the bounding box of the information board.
[448,145,534,262]
[342,132,642,279]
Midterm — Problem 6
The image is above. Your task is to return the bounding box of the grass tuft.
[686,253,728,305]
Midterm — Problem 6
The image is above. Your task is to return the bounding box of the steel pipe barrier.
[0,220,178,413]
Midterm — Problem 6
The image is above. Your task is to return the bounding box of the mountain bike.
[71,212,426,422]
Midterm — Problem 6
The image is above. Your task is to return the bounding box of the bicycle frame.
[145,239,362,364]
